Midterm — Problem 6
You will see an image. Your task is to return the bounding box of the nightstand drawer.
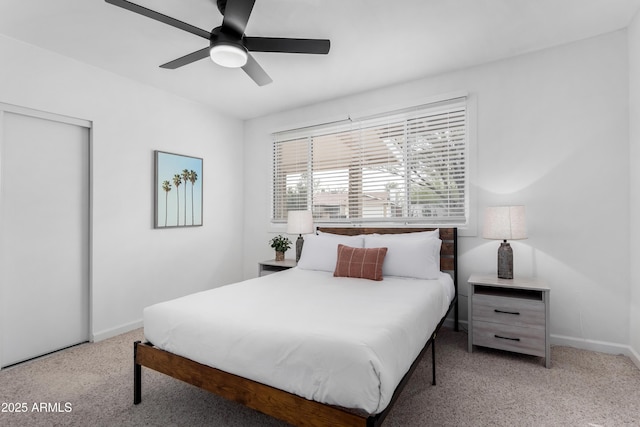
[473,294,545,329]
[473,320,546,357]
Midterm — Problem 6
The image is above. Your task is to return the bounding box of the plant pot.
[275,251,285,261]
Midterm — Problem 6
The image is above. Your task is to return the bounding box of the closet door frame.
[0,102,93,369]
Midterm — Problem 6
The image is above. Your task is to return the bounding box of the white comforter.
[144,267,454,414]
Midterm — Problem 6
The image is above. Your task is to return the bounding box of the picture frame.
[154,150,203,228]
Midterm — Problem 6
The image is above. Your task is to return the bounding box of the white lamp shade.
[287,210,314,235]
[483,206,527,240]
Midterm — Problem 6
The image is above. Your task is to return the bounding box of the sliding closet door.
[0,109,90,367]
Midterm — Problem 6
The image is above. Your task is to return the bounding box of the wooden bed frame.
[133,227,458,427]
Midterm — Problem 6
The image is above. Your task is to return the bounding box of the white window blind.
[272,97,468,225]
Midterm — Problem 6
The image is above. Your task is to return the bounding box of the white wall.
[244,31,631,353]
[629,11,640,367]
[0,34,244,341]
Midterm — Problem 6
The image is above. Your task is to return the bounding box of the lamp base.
[497,241,513,279]
[296,235,304,263]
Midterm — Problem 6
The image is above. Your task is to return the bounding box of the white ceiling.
[1,0,639,120]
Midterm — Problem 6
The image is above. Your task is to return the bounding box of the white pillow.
[364,231,441,268]
[365,235,442,279]
[297,234,365,272]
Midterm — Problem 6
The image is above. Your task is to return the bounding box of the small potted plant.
[269,235,292,261]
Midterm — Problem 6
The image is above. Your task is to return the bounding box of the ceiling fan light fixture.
[209,43,248,68]
[105,0,330,85]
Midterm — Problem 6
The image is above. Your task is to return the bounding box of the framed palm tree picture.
[154,150,203,228]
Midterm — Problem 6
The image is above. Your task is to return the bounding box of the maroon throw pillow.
[333,244,388,281]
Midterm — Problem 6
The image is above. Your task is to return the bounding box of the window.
[272,97,468,225]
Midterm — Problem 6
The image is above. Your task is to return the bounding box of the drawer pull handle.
[495,334,521,342]
[494,309,520,315]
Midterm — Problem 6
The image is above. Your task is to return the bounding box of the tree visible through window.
[272,97,468,225]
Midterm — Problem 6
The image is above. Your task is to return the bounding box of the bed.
[134,227,458,426]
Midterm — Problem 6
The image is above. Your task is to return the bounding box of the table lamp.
[287,210,314,262]
[482,206,527,279]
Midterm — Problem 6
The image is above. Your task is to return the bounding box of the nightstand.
[468,274,551,368]
[258,259,297,276]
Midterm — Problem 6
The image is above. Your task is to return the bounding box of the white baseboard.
[551,333,635,358]
[629,346,640,370]
[442,323,639,369]
[91,319,142,342]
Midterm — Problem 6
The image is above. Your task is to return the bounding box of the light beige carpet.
[0,327,638,426]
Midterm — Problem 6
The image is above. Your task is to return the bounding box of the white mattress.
[143,267,454,415]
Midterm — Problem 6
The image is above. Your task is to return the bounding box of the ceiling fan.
[105,0,330,86]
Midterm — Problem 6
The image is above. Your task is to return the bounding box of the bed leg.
[431,334,436,386]
[134,340,142,405]
[454,299,459,332]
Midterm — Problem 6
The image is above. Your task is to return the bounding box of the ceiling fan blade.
[244,37,330,54]
[160,47,211,69]
[242,53,272,86]
[105,0,210,40]
[221,0,256,36]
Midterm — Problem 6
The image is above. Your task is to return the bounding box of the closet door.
[0,109,90,367]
